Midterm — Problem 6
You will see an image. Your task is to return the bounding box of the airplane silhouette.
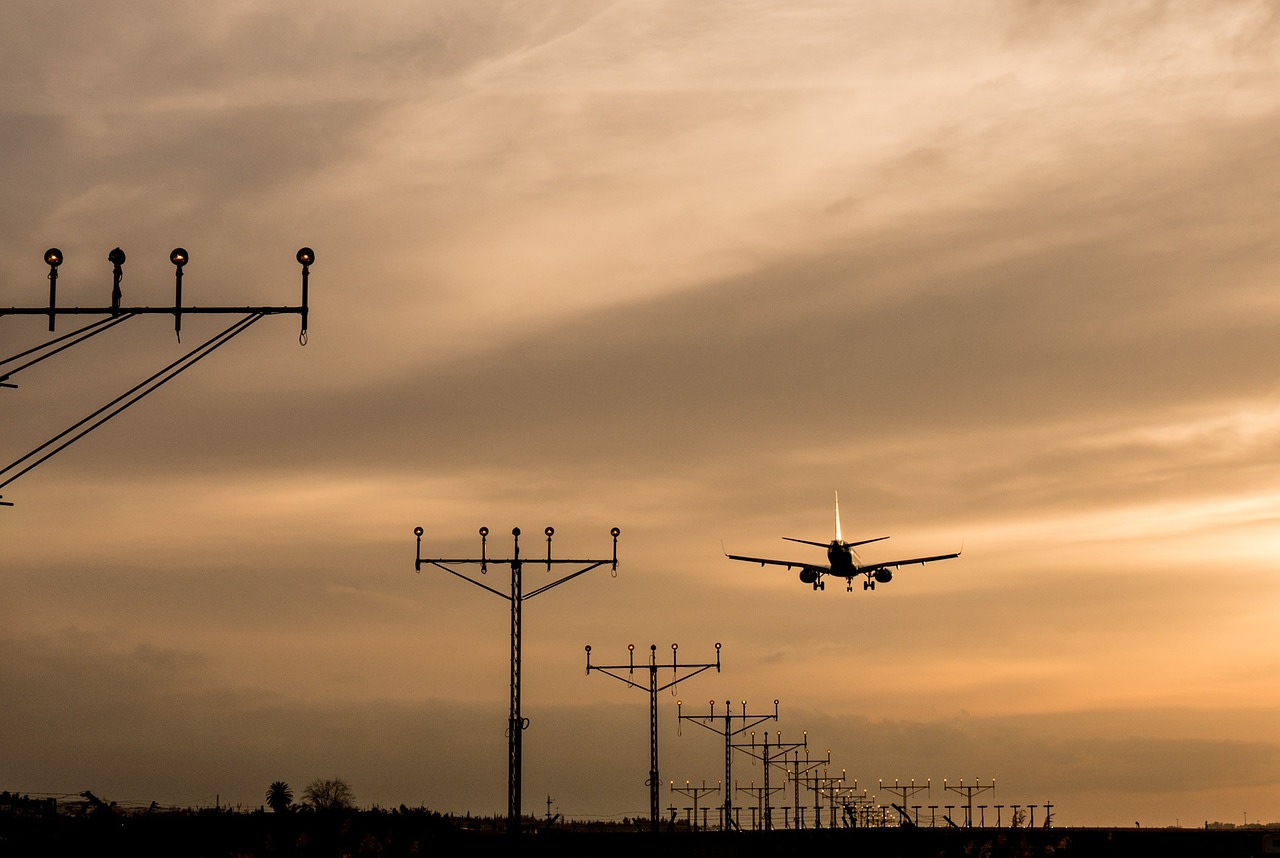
[726,493,960,592]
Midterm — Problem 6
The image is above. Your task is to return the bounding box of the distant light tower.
[784,748,829,829]
[670,780,719,831]
[814,770,849,828]
[678,699,779,830]
[735,780,785,830]
[585,642,720,833]
[944,778,994,828]
[743,729,806,830]
[880,779,930,827]
[414,524,620,835]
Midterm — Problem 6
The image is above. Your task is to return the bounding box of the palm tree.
[266,781,293,814]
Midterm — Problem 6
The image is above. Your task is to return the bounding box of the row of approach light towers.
[665,771,1043,832]
[2,246,313,505]
[675,697,807,831]
[671,709,943,832]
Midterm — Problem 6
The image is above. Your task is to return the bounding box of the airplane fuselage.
[828,542,858,574]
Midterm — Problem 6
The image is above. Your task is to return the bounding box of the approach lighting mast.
[414,524,620,835]
[735,780,785,831]
[670,780,720,831]
[780,748,829,829]
[821,771,852,828]
[585,642,720,833]
[944,778,994,828]
[804,767,847,828]
[738,729,806,830]
[880,779,930,826]
[1,246,313,505]
[677,699,779,831]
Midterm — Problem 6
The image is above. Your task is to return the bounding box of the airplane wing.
[724,551,828,574]
[856,549,961,575]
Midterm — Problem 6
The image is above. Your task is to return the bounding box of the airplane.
[725,493,960,592]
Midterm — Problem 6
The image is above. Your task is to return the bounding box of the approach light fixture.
[43,248,63,330]
[169,248,189,338]
[295,247,314,342]
[107,247,126,316]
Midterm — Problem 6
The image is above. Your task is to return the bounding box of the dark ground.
[2,813,1278,858]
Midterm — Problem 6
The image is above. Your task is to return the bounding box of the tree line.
[265,778,354,814]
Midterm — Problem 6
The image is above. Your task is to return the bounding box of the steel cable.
[0,313,264,490]
[1,313,136,379]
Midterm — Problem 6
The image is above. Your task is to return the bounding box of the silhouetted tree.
[265,781,293,814]
[302,777,355,811]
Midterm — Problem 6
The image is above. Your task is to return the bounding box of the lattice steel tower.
[414,524,620,835]
[585,642,720,833]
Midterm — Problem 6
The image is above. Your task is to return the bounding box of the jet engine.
[874,569,893,584]
[799,569,819,585]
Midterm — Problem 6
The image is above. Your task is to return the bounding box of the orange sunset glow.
[3,1,1280,830]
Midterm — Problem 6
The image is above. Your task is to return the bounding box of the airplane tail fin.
[832,492,889,548]
[834,491,842,543]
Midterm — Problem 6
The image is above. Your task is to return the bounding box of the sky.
[3,0,1280,829]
